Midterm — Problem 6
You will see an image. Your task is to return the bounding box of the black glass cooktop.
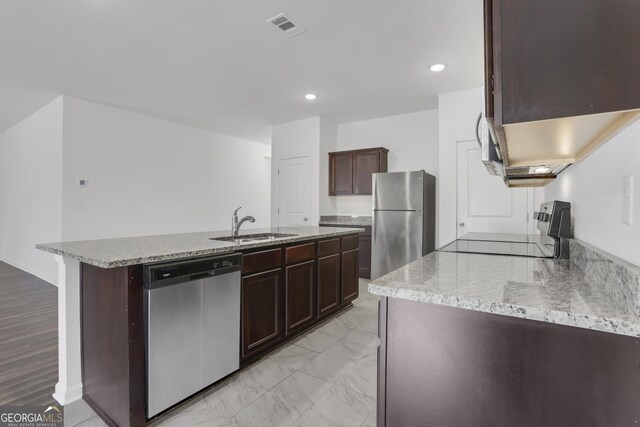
[440,239,552,258]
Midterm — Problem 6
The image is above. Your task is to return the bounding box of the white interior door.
[456,140,529,238]
[278,156,312,226]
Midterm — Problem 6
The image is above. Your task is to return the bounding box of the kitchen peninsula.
[370,240,640,426]
[37,226,363,427]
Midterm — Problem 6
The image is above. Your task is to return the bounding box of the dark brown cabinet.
[317,253,341,317]
[341,249,359,304]
[328,148,388,196]
[358,227,371,278]
[377,297,640,426]
[285,260,316,335]
[241,268,283,359]
[320,225,371,278]
[483,0,640,184]
[239,234,360,363]
[353,150,384,194]
[486,0,640,126]
[330,153,354,195]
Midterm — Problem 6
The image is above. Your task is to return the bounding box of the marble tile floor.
[66,279,379,427]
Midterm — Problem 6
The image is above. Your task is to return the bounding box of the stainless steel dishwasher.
[144,253,241,418]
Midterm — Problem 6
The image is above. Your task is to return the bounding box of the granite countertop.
[369,250,640,337]
[36,226,363,268]
[319,215,372,227]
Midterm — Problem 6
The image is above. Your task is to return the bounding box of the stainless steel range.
[440,201,572,259]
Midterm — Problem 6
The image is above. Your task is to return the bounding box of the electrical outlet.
[621,175,633,225]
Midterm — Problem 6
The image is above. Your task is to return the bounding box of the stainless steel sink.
[210,233,297,244]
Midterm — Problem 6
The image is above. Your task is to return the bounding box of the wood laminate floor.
[0,261,57,406]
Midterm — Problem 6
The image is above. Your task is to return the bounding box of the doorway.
[456,140,536,238]
[277,156,312,227]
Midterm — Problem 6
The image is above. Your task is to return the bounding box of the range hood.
[479,103,640,187]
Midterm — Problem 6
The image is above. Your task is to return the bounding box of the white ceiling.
[0,0,483,143]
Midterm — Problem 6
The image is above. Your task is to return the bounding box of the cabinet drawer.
[342,235,360,251]
[286,243,316,265]
[318,238,341,257]
[242,248,282,275]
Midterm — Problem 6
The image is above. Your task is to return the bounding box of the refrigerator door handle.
[373,212,377,244]
[372,173,378,211]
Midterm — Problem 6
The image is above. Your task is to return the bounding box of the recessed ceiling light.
[304,93,317,100]
[430,63,446,72]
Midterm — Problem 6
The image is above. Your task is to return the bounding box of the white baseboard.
[0,257,58,286]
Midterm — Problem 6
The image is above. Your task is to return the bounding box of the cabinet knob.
[458,222,465,227]
[303,217,308,222]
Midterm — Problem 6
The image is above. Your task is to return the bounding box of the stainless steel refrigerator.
[371,171,436,280]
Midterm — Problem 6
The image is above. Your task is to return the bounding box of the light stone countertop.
[369,250,640,337]
[319,215,372,227]
[36,226,363,269]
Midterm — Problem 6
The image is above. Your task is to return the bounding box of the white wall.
[1,96,271,284]
[438,87,483,247]
[270,117,321,226]
[329,110,440,216]
[319,117,338,216]
[60,97,271,241]
[545,119,640,266]
[1,96,63,284]
[0,132,3,261]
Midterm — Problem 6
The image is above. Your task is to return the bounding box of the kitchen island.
[37,226,363,427]
[369,241,640,426]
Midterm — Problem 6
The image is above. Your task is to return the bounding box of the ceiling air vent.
[266,13,306,38]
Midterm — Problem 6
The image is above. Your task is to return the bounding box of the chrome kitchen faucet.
[231,207,255,237]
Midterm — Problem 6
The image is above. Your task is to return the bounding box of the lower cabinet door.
[317,254,341,317]
[241,268,283,359]
[285,260,316,335]
[342,249,360,304]
[359,234,372,279]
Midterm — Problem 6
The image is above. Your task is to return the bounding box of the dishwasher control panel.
[144,253,242,289]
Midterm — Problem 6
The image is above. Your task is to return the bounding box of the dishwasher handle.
[188,266,240,281]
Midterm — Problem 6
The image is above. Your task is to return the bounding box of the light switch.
[621,175,633,225]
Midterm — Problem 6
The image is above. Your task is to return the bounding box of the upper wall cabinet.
[485,0,640,186]
[329,148,388,196]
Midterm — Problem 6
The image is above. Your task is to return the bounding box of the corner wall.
[1,96,64,284]
[545,119,640,266]
[1,96,271,284]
